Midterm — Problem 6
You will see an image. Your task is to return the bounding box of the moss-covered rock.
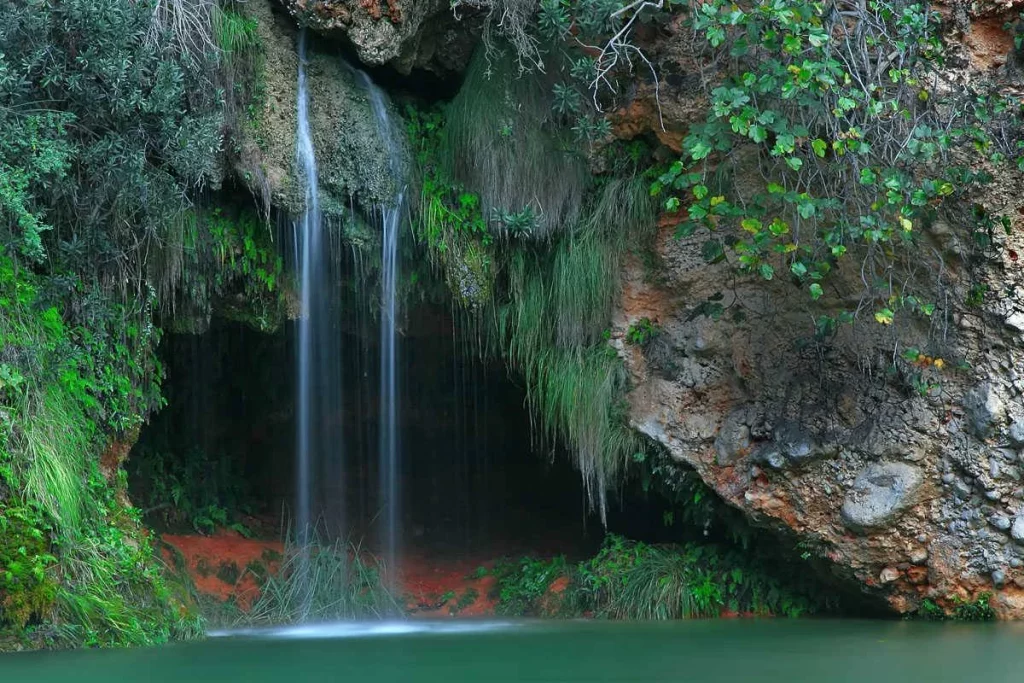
[237,0,410,220]
[275,0,479,74]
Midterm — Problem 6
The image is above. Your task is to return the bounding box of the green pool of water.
[2,619,1021,682]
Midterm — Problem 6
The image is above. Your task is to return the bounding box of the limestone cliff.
[610,2,1024,616]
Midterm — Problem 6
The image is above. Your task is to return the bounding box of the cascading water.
[294,29,344,552]
[357,70,406,579]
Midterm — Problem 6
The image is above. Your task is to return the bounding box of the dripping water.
[294,29,345,569]
[356,70,406,581]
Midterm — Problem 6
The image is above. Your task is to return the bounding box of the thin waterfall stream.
[294,28,344,559]
[293,30,406,590]
[358,70,406,581]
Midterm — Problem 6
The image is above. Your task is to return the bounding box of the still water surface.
[2,619,1021,682]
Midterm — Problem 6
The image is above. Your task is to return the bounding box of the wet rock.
[952,479,973,500]
[755,421,830,469]
[1007,312,1024,334]
[990,514,1011,531]
[880,566,900,584]
[964,383,1006,438]
[1009,419,1024,447]
[841,462,923,533]
[1012,516,1024,544]
[715,410,753,466]
[276,0,479,74]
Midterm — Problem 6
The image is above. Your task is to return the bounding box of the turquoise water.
[2,619,1021,682]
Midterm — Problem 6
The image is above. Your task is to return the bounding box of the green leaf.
[874,308,894,325]
[702,240,725,264]
[759,263,774,280]
[811,139,827,157]
[809,283,823,300]
[741,218,762,233]
[785,156,803,171]
[691,140,713,160]
[790,261,807,278]
[674,221,699,239]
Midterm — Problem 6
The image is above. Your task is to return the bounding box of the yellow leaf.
[899,217,913,231]
[710,195,726,207]
[933,358,945,369]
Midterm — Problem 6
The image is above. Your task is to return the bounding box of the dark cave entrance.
[128,300,676,560]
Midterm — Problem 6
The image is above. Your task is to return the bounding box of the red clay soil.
[161,530,508,617]
[162,531,283,610]
[399,551,499,617]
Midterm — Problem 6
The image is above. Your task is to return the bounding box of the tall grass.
[492,177,654,516]
[212,6,260,59]
[569,536,823,619]
[21,386,89,535]
[443,50,588,238]
[238,536,402,626]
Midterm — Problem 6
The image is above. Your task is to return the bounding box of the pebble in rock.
[991,514,1012,531]
[1012,516,1024,544]
[953,480,973,499]
[909,548,928,565]
[993,570,1007,587]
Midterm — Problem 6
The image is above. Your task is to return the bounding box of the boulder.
[964,382,1006,438]
[841,463,924,533]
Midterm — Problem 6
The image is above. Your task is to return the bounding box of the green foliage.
[570,535,821,619]
[0,504,57,629]
[213,7,260,59]
[0,0,226,646]
[494,176,654,510]
[442,50,589,239]
[491,556,568,616]
[625,317,661,347]
[131,442,252,535]
[154,207,289,332]
[653,0,1022,332]
[915,593,996,621]
[410,81,656,511]
[407,107,494,307]
[450,587,479,615]
[491,535,829,619]
[0,0,223,271]
[238,536,403,626]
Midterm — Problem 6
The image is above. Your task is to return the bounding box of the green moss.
[0,504,57,629]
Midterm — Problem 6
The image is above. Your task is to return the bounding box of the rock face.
[237,0,410,219]
[610,7,1024,617]
[275,0,479,74]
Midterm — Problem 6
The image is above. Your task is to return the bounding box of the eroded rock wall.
[238,0,409,218]
[275,0,479,74]
[611,5,1024,616]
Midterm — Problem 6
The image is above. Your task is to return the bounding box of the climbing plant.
[653,0,1022,334]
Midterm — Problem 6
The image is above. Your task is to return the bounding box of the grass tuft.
[236,535,402,627]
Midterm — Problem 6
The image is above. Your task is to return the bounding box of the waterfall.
[357,70,406,579]
[292,30,404,588]
[294,29,344,551]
